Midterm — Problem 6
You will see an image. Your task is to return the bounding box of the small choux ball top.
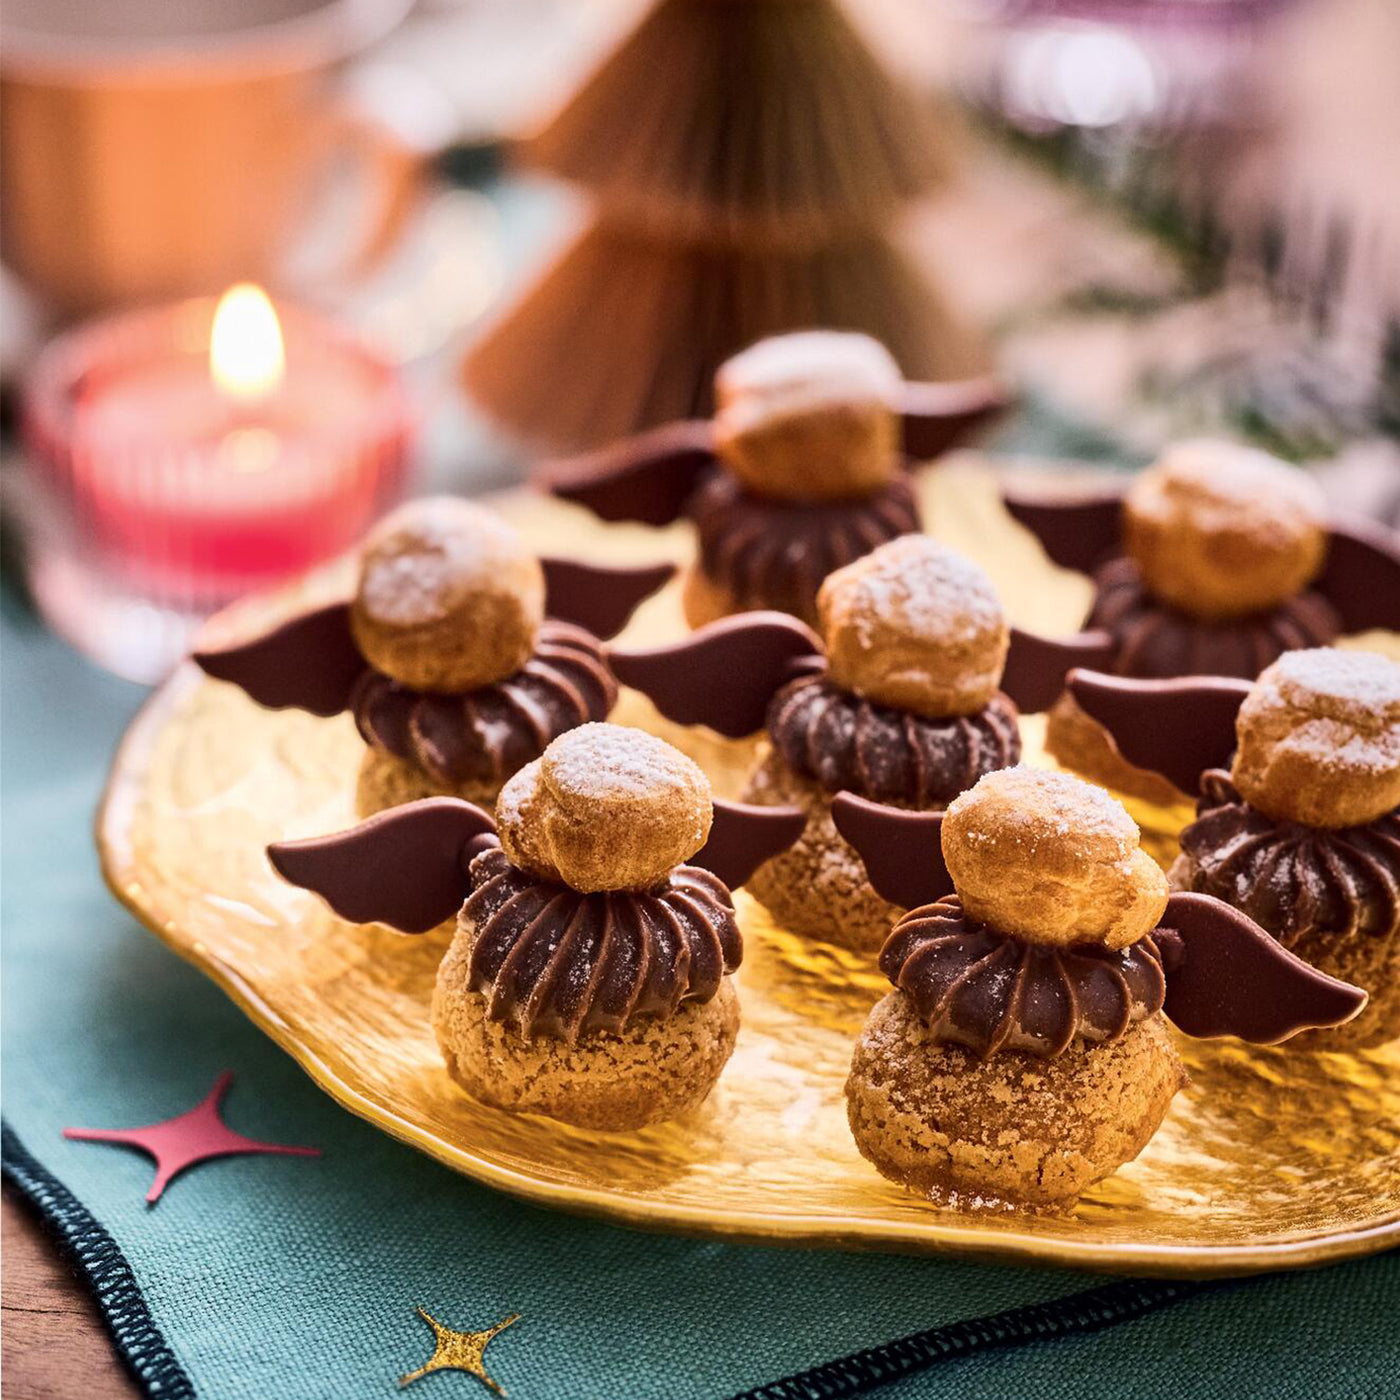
[350,498,545,693]
[1120,439,1327,621]
[1231,649,1400,829]
[942,767,1169,951]
[1122,440,1328,620]
[818,536,1010,719]
[496,723,714,893]
[713,331,903,503]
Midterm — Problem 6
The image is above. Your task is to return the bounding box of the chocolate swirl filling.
[461,838,743,1042]
[1089,557,1340,680]
[1180,771,1400,945]
[767,675,1021,806]
[881,896,1167,1058]
[690,470,919,625]
[351,621,617,787]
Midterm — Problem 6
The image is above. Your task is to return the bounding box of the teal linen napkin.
[2,593,1393,1400]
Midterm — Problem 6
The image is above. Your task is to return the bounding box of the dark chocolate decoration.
[1155,892,1368,1043]
[831,792,951,910]
[268,798,496,934]
[463,839,741,1042]
[540,418,717,527]
[1318,516,1400,634]
[1000,484,1125,575]
[1086,557,1339,679]
[1181,770,1400,950]
[694,800,807,889]
[1001,626,1117,715]
[1067,670,1251,795]
[538,557,676,641]
[194,600,360,718]
[351,622,616,787]
[608,612,824,738]
[690,471,919,627]
[882,896,1166,1059]
[768,677,1021,805]
[898,376,1009,461]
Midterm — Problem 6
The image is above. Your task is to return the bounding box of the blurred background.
[2,0,1397,679]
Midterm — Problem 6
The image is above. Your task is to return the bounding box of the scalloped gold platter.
[97,468,1400,1277]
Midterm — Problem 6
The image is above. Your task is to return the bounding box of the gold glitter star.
[399,1307,520,1393]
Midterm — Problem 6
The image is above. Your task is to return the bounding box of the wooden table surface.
[3,1190,139,1400]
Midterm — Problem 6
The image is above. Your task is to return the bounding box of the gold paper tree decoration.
[462,0,988,450]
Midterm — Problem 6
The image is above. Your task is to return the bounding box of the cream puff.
[1004,440,1400,804]
[544,330,1006,628]
[266,723,806,1130]
[1069,648,1400,1046]
[834,767,1366,1210]
[195,497,673,815]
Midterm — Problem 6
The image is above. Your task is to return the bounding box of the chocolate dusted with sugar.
[461,838,742,1042]
[351,622,617,788]
[881,896,1166,1059]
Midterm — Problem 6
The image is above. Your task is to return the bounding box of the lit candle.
[22,287,413,680]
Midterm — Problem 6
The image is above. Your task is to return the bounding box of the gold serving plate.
[97,467,1400,1277]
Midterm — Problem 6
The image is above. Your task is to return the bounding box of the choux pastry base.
[846,994,1185,1211]
[432,941,739,1131]
[355,748,503,820]
[741,747,906,953]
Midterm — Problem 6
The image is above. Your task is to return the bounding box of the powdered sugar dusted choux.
[497,723,713,892]
[1123,440,1328,621]
[942,768,1168,950]
[350,497,545,693]
[1231,649,1400,829]
[818,536,1010,719]
[713,331,903,502]
[846,994,1183,1211]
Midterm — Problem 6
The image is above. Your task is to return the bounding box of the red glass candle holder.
[21,294,413,681]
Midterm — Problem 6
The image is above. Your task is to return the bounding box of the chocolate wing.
[1156,893,1367,1043]
[1318,516,1400,634]
[539,419,717,526]
[193,600,362,717]
[539,557,676,640]
[267,798,497,934]
[694,800,808,889]
[1001,626,1117,714]
[1067,671,1252,795]
[608,612,825,738]
[831,793,952,910]
[1000,483,1125,574]
[898,376,1009,462]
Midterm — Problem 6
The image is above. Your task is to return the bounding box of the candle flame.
[210,283,285,402]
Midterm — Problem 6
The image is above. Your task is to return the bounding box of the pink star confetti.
[64,1071,320,1203]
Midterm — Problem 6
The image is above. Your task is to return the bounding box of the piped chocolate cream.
[461,837,742,1042]
[351,622,617,787]
[881,896,1167,1059]
[767,676,1021,805]
[690,471,919,626]
[1179,770,1400,947]
[1088,558,1340,680]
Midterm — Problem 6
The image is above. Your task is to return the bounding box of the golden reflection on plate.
[97,466,1400,1277]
